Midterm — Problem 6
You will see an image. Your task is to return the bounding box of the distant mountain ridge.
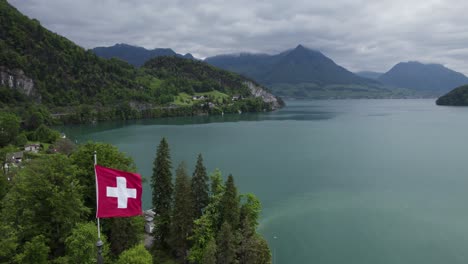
[93,43,196,66]
[378,61,468,95]
[356,71,383,79]
[205,45,389,98]
[206,45,378,86]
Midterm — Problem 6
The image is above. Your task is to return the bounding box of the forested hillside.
[0,0,281,123]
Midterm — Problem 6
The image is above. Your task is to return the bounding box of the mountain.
[356,71,383,79]
[378,61,468,95]
[0,0,280,123]
[205,45,386,98]
[93,44,196,66]
[436,84,468,106]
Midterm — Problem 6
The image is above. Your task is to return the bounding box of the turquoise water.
[62,100,468,263]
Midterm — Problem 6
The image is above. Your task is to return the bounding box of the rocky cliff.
[244,81,283,109]
[0,66,39,100]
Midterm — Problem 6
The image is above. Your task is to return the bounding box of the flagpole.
[94,151,103,264]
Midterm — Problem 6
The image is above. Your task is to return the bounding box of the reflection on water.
[58,101,338,138]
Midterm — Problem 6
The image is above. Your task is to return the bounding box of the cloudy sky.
[9,0,468,74]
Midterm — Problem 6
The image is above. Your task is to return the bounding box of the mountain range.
[204,45,392,98]
[93,44,196,67]
[91,47,468,100]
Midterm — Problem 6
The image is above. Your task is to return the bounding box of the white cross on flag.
[95,165,142,218]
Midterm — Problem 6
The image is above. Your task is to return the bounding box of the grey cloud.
[8,0,468,74]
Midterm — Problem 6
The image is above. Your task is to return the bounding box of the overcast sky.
[9,0,468,75]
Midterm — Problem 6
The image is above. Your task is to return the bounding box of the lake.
[62,99,468,264]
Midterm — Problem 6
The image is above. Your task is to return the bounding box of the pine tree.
[210,168,224,197]
[220,174,240,230]
[191,153,209,219]
[216,222,237,264]
[170,162,194,260]
[151,138,173,250]
[202,238,217,264]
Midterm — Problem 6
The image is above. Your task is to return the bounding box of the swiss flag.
[95,165,142,218]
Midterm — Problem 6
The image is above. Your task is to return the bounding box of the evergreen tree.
[151,137,173,250]
[210,168,224,197]
[108,216,145,256]
[170,162,193,260]
[238,233,272,264]
[191,153,209,218]
[202,238,217,264]
[216,222,236,264]
[220,174,240,230]
[239,194,261,231]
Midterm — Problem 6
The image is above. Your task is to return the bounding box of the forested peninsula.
[436,84,468,106]
[0,0,283,125]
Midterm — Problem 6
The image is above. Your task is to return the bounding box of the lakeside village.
[3,133,66,175]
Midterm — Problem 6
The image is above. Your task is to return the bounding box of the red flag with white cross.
[95,165,142,218]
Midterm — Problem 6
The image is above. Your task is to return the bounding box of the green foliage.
[170,162,193,260]
[107,216,145,257]
[53,138,76,155]
[240,194,261,231]
[216,222,237,264]
[14,132,28,146]
[31,124,60,143]
[0,223,18,262]
[1,155,89,256]
[202,238,217,264]
[192,153,209,218]
[210,168,224,197]
[143,56,252,97]
[2,155,89,254]
[64,222,110,264]
[116,244,152,264]
[238,234,272,264]
[151,138,173,251]
[14,235,50,264]
[0,112,20,147]
[220,174,240,229]
[188,215,215,263]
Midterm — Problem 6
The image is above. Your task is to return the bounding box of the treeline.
[56,97,273,124]
[151,138,271,264]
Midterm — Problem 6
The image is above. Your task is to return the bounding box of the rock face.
[244,81,283,109]
[0,66,39,100]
